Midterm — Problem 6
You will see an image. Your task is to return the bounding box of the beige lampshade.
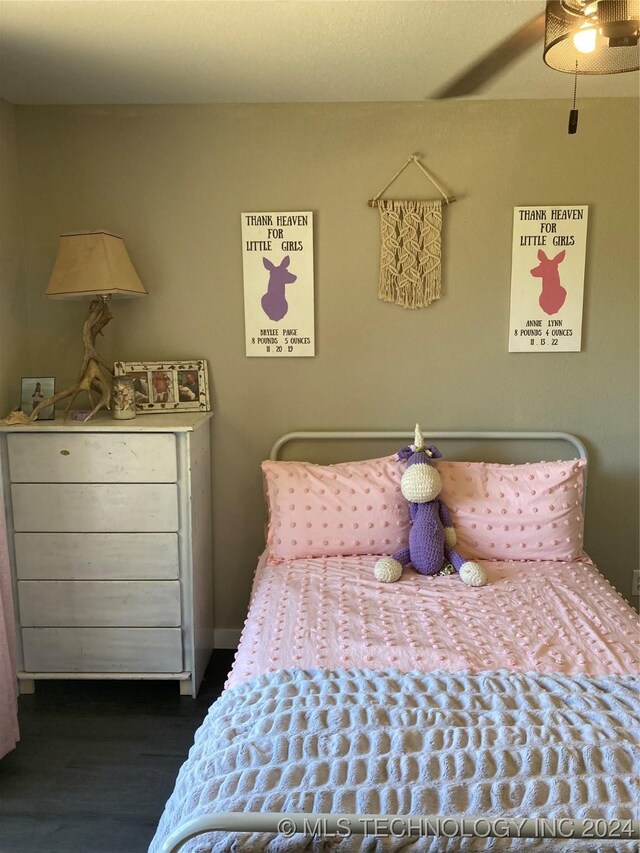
[45,231,147,299]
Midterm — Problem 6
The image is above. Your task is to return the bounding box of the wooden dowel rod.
[368,197,456,207]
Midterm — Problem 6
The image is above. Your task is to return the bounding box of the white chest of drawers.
[0,412,213,697]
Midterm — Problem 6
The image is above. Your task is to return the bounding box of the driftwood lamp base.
[30,297,114,423]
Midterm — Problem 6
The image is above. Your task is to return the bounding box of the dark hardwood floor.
[0,650,236,853]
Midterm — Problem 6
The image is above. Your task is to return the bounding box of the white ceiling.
[0,0,638,104]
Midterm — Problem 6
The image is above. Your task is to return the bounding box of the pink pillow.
[438,459,586,561]
[262,456,409,560]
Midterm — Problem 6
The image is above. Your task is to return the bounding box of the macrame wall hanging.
[369,154,456,309]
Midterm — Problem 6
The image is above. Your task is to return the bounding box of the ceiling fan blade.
[432,12,546,98]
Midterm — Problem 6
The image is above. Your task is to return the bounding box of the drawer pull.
[60,450,70,456]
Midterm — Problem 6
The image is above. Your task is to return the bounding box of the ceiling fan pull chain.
[568,60,579,135]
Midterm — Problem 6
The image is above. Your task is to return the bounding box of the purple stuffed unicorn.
[374,425,487,587]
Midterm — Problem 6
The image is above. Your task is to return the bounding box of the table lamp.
[31,231,147,422]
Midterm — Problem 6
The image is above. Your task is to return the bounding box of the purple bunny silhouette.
[261,256,296,322]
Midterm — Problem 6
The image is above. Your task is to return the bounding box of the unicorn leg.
[374,547,410,584]
[445,547,487,587]
[392,547,412,566]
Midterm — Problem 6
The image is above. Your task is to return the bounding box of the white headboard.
[270,430,587,461]
[269,430,588,509]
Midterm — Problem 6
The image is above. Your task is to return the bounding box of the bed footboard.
[161,812,640,852]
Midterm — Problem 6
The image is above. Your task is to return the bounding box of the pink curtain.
[0,483,19,759]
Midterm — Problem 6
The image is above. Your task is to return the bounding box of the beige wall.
[12,100,640,628]
[0,100,29,416]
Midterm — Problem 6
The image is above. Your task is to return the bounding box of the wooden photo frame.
[113,360,210,413]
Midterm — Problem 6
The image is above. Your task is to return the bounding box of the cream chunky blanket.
[149,669,639,852]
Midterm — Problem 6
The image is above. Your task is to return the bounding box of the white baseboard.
[214,628,241,649]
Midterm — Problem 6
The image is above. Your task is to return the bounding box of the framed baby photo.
[113,359,210,413]
[21,376,55,420]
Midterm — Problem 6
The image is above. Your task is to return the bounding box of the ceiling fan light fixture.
[544,0,640,72]
[598,1,640,43]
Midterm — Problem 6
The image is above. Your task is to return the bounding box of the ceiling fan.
[433,0,640,99]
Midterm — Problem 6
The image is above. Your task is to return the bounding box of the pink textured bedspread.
[226,552,639,688]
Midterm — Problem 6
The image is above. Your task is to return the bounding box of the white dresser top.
[0,411,213,433]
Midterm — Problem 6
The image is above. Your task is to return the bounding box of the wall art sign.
[241,211,315,357]
[508,205,588,353]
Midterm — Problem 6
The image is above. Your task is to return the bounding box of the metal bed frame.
[269,430,588,462]
[160,430,598,853]
[271,430,588,511]
[161,812,638,852]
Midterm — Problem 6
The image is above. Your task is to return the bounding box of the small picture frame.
[21,376,55,420]
[113,360,210,413]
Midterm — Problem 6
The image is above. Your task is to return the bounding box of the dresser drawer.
[18,580,181,627]
[15,532,179,579]
[22,627,183,672]
[7,432,177,483]
[11,483,179,532]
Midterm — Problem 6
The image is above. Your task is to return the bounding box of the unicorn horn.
[413,423,425,451]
